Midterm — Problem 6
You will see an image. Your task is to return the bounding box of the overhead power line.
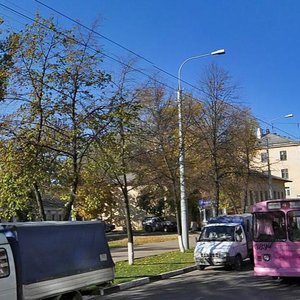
[33,0,201,91]
[0,1,298,140]
[1,1,219,95]
[0,2,178,93]
[33,2,299,140]
[34,0,155,65]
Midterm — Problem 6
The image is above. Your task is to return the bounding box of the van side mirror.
[236,235,242,242]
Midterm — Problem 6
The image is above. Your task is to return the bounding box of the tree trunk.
[64,182,78,221]
[33,183,46,220]
[122,175,134,265]
[214,178,220,217]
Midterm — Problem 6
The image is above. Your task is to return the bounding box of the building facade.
[254,132,300,199]
[245,171,290,210]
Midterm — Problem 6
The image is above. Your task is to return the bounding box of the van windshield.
[199,226,234,241]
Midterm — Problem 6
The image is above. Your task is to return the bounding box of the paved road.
[110,233,199,262]
[94,262,300,300]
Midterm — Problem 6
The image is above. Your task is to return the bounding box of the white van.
[194,214,253,270]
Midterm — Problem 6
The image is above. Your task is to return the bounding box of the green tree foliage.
[137,188,165,216]
[134,83,182,231]
[87,62,142,264]
[76,163,115,220]
[0,15,259,228]
[0,18,18,100]
[44,24,111,221]
[0,15,111,220]
[0,16,61,219]
[0,141,33,220]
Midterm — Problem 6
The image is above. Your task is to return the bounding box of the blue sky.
[1,0,300,138]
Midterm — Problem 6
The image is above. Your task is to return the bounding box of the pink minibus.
[252,198,300,278]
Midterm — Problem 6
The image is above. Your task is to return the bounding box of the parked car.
[91,218,115,233]
[142,216,177,233]
[105,222,115,233]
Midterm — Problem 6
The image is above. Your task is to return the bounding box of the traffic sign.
[198,199,212,208]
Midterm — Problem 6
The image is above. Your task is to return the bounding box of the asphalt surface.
[82,232,200,299]
[110,232,199,262]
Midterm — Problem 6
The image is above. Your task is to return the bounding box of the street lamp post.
[177,49,225,252]
[271,114,294,132]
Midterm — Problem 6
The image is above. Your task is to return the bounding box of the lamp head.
[211,49,225,55]
[284,113,294,118]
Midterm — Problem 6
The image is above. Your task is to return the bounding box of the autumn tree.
[191,63,257,214]
[0,16,111,220]
[89,62,141,265]
[0,16,63,220]
[134,82,189,250]
[46,25,111,221]
[0,17,18,100]
[227,112,258,212]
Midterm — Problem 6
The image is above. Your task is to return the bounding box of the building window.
[285,187,290,197]
[280,150,287,161]
[261,152,268,163]
[281,169,289,179]
[265,191,269,200]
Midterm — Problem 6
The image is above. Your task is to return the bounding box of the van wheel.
[224,264,232,271]
[71,292,82,300]
[197,265,206,270]
[234,255,242,271]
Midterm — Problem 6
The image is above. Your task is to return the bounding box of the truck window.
[0,248,10,278]
[235,226,244,242]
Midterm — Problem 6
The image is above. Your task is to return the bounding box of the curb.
[101,265,197,295]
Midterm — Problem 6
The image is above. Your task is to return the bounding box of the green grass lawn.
[114,249,195,285]
[108,235,178,248]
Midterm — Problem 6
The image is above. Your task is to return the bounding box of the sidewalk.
[110,233,199,262]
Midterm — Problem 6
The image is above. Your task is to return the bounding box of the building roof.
[43,196,65,209]
[258,133,299,148]
[249,169,292,183]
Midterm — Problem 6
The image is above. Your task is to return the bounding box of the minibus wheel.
[234,255,242,271]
